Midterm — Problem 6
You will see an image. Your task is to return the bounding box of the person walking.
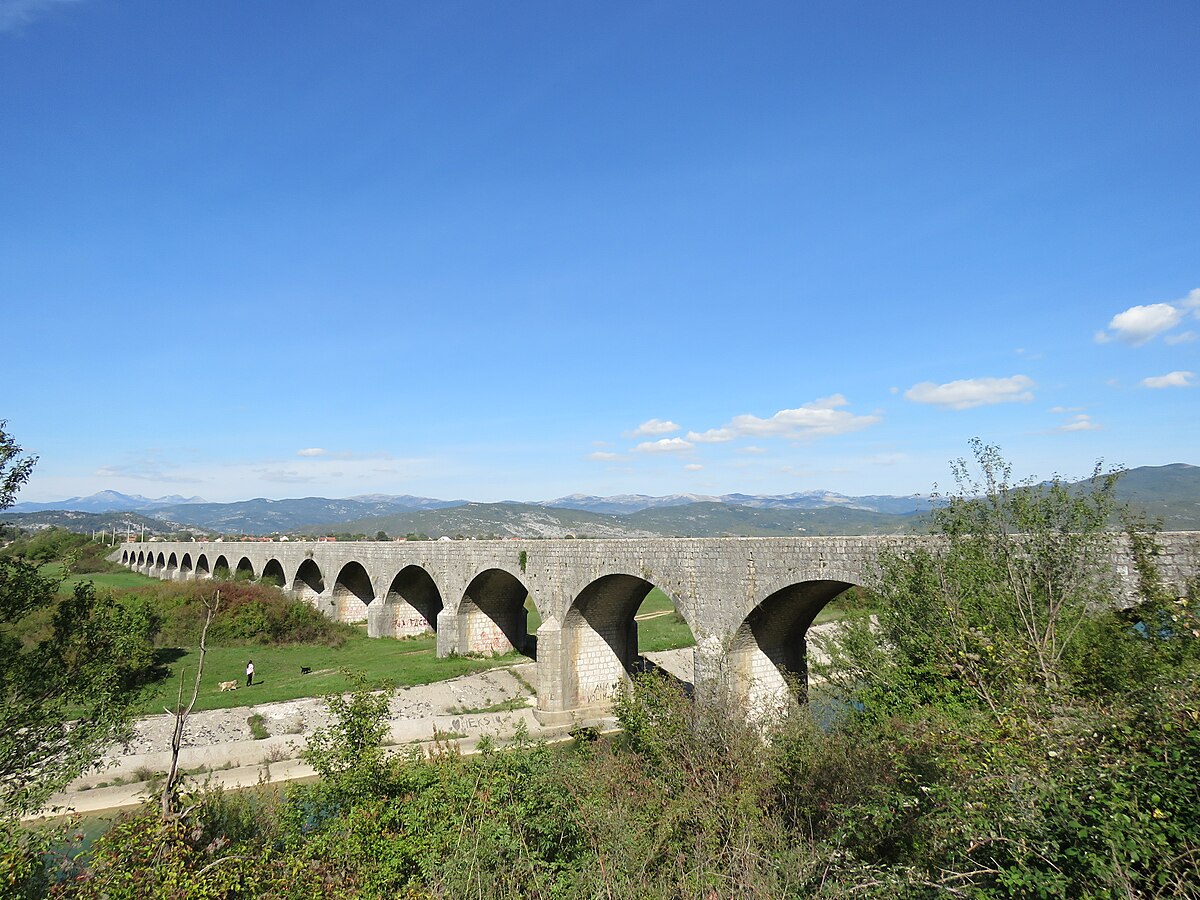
[246,660,254,686]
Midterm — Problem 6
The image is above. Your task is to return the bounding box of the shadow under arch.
[195,554,211,578]
[213,555,230,579]
[291,558,324,603]
[165,553,179,578]
[235,557,255,580]
[260,558,285,587]
[560,573,691,709]
[728,579,855,717]
[369,565,443,639]
[454,568,535,657]
[180,553,193,578]
[332,561,372,623]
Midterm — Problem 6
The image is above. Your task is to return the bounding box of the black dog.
[300,666,312,675]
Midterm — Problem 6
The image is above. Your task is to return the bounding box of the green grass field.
[140,632,524,715]
[39,562,159,595]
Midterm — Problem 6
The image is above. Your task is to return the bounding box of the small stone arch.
[180,553,193,577]
[166,553,179,577]
[292,558,324,603]
[136,551,145,567]
[727,578,857,718]
[453,568,534,656]
[121,550,129,564]
[235,557,255,580]
[195,554,211,578]
[369,565,443,638]
[260,558,286,587]
[332,561,373,622]
[213,555,230,579]
[155,552,167,570]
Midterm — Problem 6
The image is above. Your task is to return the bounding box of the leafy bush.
[119,580,354,648]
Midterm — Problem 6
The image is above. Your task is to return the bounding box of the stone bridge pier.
[117,533,1199,724]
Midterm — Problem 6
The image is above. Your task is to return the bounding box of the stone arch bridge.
[117,534,1197,722]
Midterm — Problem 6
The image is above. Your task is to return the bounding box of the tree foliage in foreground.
[0,423,159,821]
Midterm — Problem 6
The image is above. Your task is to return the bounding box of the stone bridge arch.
[538,570,696,714]
[441,567,535,657]
[368,564,443,639]
[725,578,859,718]
[260,558,286,587]
[291,557,326,609]
[332,560,373,622]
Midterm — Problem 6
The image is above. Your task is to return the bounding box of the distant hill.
[1111,463,1200,531]
[9,490,208,514]
[0,509,206,539]
[144,495,465,534]
[6,463,1196,538]
[539,490,931,516]
[299,500,926,539]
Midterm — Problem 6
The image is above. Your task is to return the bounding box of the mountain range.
[4,463,1197,538]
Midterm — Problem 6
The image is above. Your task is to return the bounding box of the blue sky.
[2,0,1197,503]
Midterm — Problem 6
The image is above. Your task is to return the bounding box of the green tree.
[813,440,1200,896]
[0,422,159,818]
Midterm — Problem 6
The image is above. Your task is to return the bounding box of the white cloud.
[684,463,703,471]
[1048,406,1083,414]
[686,395,879,443]
[628,418,680,437]
[0,0,82,32]
[297,448,326,457]
[1059,414,1101,432]
[740,445,767,454]
[1139,371,1195,389]
[904,375,1035,410]
[633,437,694,454]
[588,451,620,461]
[1165,330,1198,345]
[1097,289,1200,345]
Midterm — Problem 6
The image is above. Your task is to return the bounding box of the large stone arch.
[555,572,695,711]
[726,578,857,718]
[445,567,533,657]
[332,561,373,623]
[121,549,130,565]
[180,553,194,578]
[261,558,286,587]
[166,552,179,578]
[291,558,324,603]
[235,556,255,580]
[195,553,211,578]
[213,554,230,579]
[369,564,443,639]
[136,550,145,567]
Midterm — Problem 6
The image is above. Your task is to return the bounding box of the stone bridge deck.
[118,534,1198,721]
